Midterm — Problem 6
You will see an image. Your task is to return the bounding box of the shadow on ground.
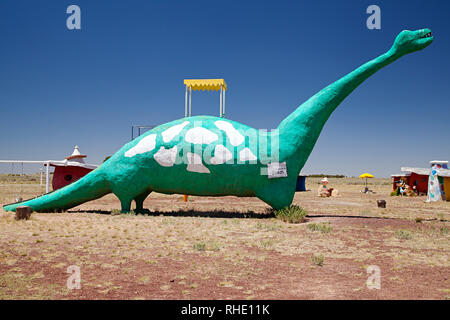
[65,210,422,221]
[66,209,425,221]
[68,208,276,219]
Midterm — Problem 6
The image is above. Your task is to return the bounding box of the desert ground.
[0,176,448,300]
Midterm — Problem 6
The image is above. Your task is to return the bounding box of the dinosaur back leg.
[119,198,132,213]
[134,189,152,212]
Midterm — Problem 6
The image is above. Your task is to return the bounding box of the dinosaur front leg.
[112,191,133,213]
[255,180,296,210]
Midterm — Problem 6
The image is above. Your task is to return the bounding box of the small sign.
[267,162,288,179]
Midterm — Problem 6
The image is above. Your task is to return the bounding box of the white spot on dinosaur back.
[239,148,257,162]
[154,146,178,167]
[187,152,210,173]
[185,127,218,144]
[162,121,189,143]
[214,121,244,146]
[125,134,156,157]
[210,145,233,165]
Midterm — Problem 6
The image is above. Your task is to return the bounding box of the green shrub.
[209,241,220,252]
[395,230,413,240]
[193,242,206,251]
[111,209,121,216]
[311,253,324,266]
[307,222,332,233]
[390,187,400,196]
[274,205,307,224]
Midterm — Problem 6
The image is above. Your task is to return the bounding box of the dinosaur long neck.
[278,47,402,171]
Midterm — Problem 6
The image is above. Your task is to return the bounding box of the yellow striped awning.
[184,79,227,91]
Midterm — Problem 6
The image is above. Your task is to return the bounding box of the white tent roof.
[436,169,450,177]
[401,167,450,177]
[430,160,448,165]
[401,167,429,175]
[391,173,411,177]
[49,159,97,170]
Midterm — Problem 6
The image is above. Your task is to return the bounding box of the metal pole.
[40,168,43,185]
[223,89,226,117]
[219,86,223,118]
[185,85,188,117]
[21,162,23,176]
[131,125,134,140]
[189,87,192,117]
[45,162,49,194]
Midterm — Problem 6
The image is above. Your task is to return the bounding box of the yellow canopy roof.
[359,173,374,178]
[184,79,227,91]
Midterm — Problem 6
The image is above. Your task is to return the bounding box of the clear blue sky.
[0,0,449,177]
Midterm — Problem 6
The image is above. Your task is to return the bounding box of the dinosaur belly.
[102,115,296,210]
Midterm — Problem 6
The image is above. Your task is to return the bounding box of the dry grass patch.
[310,253,325,266]
[394,230,413,240]
[307,222,332,233]
[274,205,307,224]
[0,179,449,299]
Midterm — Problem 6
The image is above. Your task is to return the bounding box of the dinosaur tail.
[3,167,110,212]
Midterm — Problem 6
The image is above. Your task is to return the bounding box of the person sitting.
[318,177,334,197]
[399,185,406,196]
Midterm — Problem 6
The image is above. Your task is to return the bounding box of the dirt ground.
[0,177,449,300]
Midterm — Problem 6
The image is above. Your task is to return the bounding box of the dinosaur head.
[391,28,433,56]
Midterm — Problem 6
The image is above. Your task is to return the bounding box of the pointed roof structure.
[65,145,86,163]
[49,145,97,170]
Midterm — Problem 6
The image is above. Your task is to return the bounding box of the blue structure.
[296,175,307,192]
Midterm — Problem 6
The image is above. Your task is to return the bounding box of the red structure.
[391,173,410,191]
[391,168,429,194]
[50,146,97,191]
[409,172,429,194]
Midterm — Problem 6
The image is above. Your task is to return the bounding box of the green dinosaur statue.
[3,29,433,213]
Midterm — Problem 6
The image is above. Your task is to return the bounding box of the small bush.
[110,209,137,215]
[193,241,220,252]
[274,205,307,224]
[260,239,273,248]
[311,253,324,266]
[415,217,423,223]
[111,209,121,216]
[209,241,220,252]
[307,223,332,233]
[440,227,449,235]
[193,242,206,251]
[395,230,413,240]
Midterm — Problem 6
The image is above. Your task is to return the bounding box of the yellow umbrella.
[359,173,374,189]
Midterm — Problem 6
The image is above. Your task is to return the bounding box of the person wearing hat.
[318,177,333,197]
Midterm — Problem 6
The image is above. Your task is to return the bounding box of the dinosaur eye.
[64,174,73,181]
